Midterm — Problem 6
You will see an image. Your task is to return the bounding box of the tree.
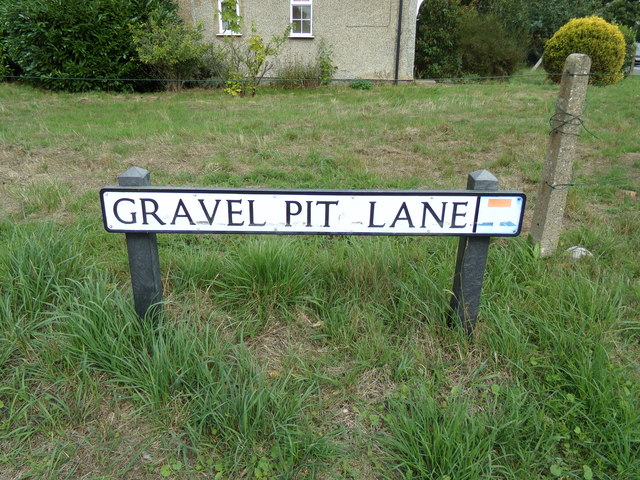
[458,10,525,77]
[415,0,524,79]
[414,0,462,79]
[598,0,640,40]
[460,0,609,61]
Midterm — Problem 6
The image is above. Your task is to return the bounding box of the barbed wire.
[548,108,599,139]
[549,110,585,137]
[547,175,640,189]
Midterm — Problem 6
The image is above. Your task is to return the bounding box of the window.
[290,0,312,37]
[217,0,240,35]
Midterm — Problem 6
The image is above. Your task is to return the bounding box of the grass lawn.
[0,75,639,479]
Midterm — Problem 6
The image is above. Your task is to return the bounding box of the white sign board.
[101,188,525,237]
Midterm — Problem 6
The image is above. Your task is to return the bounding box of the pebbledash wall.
[176,0,419,81]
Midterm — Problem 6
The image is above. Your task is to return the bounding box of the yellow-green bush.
[543,16,625,86]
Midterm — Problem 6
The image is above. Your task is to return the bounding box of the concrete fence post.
[449,169,499,334]
[530,53,591,257]
[118,166,164,320]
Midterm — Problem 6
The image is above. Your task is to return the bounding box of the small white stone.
[566,246,593,260]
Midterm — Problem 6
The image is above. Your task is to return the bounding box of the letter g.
[114,198,137,224]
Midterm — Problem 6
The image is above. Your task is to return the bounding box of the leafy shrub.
[131,17,209,91]
[350,79,373,90]
[316,40,338,86]
[543,16,626,86]
[0,0,177,92]
[215,23,289,97]
[457,10,525,78]
[414,0,462,79]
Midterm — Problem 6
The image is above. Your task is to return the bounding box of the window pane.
[292,6,311,21]
[291,19,311,34]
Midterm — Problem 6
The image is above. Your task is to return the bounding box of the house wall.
[176,0,418,81]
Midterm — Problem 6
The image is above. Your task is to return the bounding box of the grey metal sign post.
[118,167,164,321]
[449,170,499,334]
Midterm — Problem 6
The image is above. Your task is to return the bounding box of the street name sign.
[101,187,526,237]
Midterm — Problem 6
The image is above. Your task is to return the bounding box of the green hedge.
[0,42,9,78]
[0,13,11,78]
[0,0,178,91]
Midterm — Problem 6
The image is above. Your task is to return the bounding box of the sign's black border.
[100,187,527,237]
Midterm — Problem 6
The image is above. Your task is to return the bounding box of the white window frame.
[290,0,313,38]
[217,0,241,36]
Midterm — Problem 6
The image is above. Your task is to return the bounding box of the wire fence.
[547,176,640,190]
[0,70,637,86]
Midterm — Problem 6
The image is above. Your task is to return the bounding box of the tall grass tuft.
[0,221,88,317]
[210,238,317,336]
[57,277,339,477]
[17,180,71,216]
[379,385,504,479]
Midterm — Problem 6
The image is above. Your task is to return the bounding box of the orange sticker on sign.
[487,198,512,208]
